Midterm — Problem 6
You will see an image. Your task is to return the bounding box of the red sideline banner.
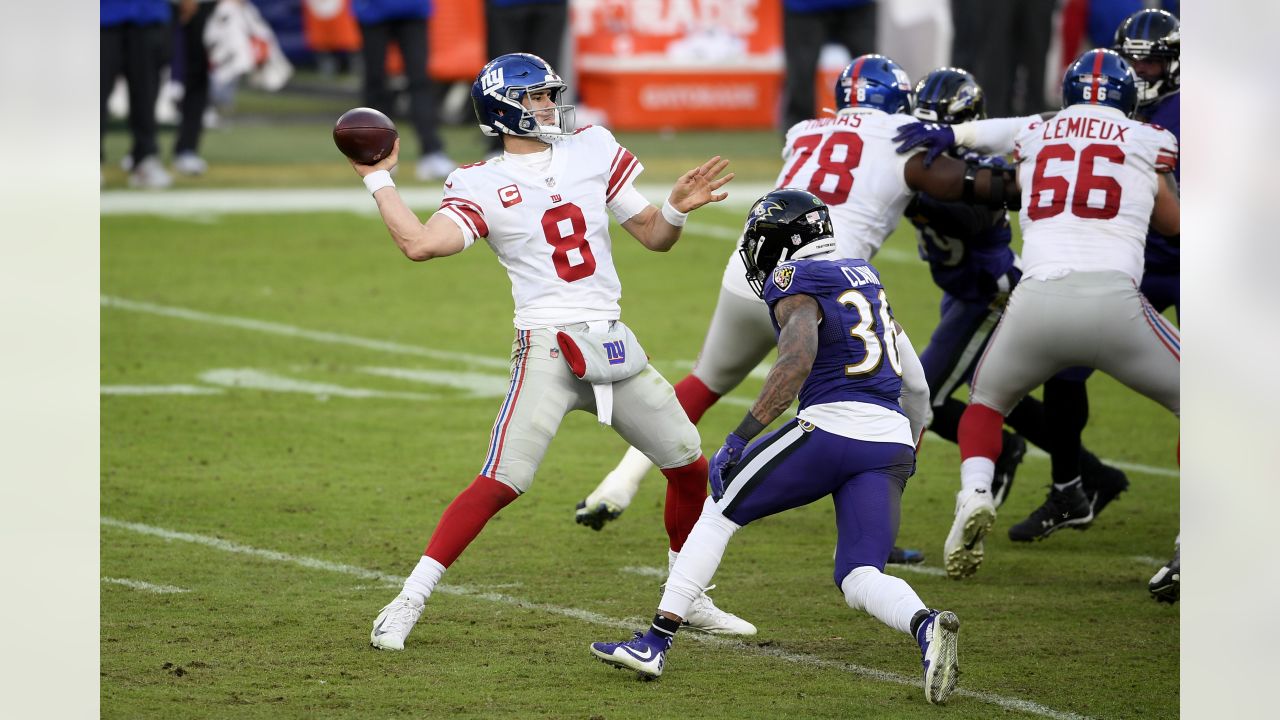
[572,0,784,130]
[301,0,484,82]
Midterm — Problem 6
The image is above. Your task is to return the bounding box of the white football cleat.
[173,152,208,176]
[416,152,457,181]
[128,155,173,190]
[575,447,651,530]
[683,585,757,636]
[943,488,997,579]
[370,594,424,651]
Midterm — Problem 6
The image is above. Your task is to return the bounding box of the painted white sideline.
[101,295,1179,479]
[102,577,189,594]
[101,516,1092,720]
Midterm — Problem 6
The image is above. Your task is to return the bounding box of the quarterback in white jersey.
[346,53,754,652]
[897,49,1180,584]
[580,55,992,551]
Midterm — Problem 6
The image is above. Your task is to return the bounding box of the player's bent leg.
[372,329,579,650]
[580,287,775,528]
[945,403,1003,578]
[660,498,755,635]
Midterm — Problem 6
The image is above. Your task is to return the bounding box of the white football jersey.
[722,109,920,299]
[1012,105,1178,282]
[437,126,644,329]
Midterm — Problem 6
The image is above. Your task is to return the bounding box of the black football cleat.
[1007,482,1094,542]
[1148,544,1180,604]
[1080,455,1130,519]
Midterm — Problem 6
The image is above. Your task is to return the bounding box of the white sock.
[840,566,927,635]
[960,457,996,495]
[588,446,653,510]
[401,555,446,605]
[659,498,740,619]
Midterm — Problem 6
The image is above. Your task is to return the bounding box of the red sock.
[661,456,709,552]
[958,403,1005,462]
[423,475,518,568]
[674,375,721,424]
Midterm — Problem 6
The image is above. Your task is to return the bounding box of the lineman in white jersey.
[347,53,754,651]
[579,55,979,556]
[895,49,1180,585]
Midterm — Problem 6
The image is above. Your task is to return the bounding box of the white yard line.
[101,385,224,396]
[101,516,1092,720]
[101,577,189,594]
[99,184,777,216]
[101,295,1181,479]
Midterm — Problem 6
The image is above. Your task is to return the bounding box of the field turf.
[100,83,1179,719]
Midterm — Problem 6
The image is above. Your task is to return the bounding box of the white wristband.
[363,169,395,195]
[661,199,688,227]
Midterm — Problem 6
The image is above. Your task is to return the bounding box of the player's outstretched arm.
[350,138,466,262]
[621,156,734,252]
[904,153,1021,209]
[708,293,819,498]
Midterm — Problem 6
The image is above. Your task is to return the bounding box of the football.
[333,107,398,165]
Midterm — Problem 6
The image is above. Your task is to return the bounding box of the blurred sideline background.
[101,0,1138,189]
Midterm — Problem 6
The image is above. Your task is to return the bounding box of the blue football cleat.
[590,631,671,680]
[916,609,960,705]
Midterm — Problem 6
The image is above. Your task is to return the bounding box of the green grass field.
[101,85,1179,719]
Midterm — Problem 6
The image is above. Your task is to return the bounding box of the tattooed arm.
[731,293,821,440]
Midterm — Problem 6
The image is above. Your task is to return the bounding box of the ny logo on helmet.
[481,68,505,94]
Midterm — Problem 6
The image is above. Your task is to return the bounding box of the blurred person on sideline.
[781,0,879,133]
[354,0,456,180]
[950,0,1055,117]
[102,0,173,189]
[170,0,218,176]
[482,0,568,158]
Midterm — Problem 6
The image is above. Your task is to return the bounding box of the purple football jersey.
[762,257,903,414]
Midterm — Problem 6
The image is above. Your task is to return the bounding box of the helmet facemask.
[483,84,576,142]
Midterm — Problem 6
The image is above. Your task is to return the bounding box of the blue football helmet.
[1112,8,1180,105]
[913,67,986,125]
[835,54,914,115]
[1061,49,1139,117]
[471,53,576,141]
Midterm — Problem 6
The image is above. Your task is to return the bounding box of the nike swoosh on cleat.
[621,646,655,662]
[373,618,389,637]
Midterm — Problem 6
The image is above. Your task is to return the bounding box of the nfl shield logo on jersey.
[772,265,795,291]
